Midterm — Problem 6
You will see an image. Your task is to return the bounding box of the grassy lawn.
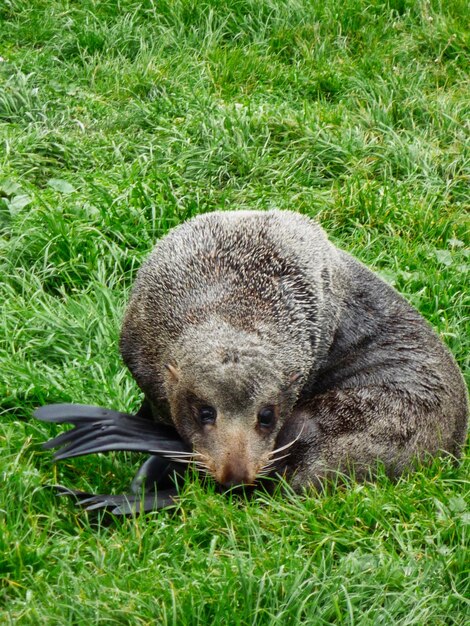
[1,0,469,623]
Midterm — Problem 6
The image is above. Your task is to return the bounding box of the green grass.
[0,0,469,623]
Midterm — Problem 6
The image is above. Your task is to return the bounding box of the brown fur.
[120,210,468,489]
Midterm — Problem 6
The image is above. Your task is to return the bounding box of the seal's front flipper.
[130,456,187,493]
[54,485,178,514]
[34,403,188,460]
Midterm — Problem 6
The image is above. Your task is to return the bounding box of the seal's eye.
[198,406,217,425]
[258,406,276,428]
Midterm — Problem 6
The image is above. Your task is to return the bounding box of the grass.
[0,0,469,623]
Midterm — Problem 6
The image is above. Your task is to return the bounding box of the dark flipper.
[55,485,178,514]
[35,403,191,513]
[130,456,187,493]
[34,403,188,460]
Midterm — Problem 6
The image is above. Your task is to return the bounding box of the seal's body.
[120,210,468,489]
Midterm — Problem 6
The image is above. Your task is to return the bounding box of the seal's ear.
[287,371,303,387]
[164,363,180,383]
[280,371,303,399]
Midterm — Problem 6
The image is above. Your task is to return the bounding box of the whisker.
[194,461,209,470]
[261,456,276,468]
[258,463,274,474]
[267,452,291,465]
[170,452,203,458]
[193,450,210,462]
[149,448,197,457]
[182,450,212,476]
[257,429,305,480]
[258,453,291,475]
[267,438,297,456]
[268,423,305,457]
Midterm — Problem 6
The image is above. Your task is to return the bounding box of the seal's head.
[162,319,304,487]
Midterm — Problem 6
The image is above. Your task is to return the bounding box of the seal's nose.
[218,461,253,488]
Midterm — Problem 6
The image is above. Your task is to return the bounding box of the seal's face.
[173,395,282,487]
[162,333,303,487]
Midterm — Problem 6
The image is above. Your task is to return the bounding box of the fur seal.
[116,209,468,491]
